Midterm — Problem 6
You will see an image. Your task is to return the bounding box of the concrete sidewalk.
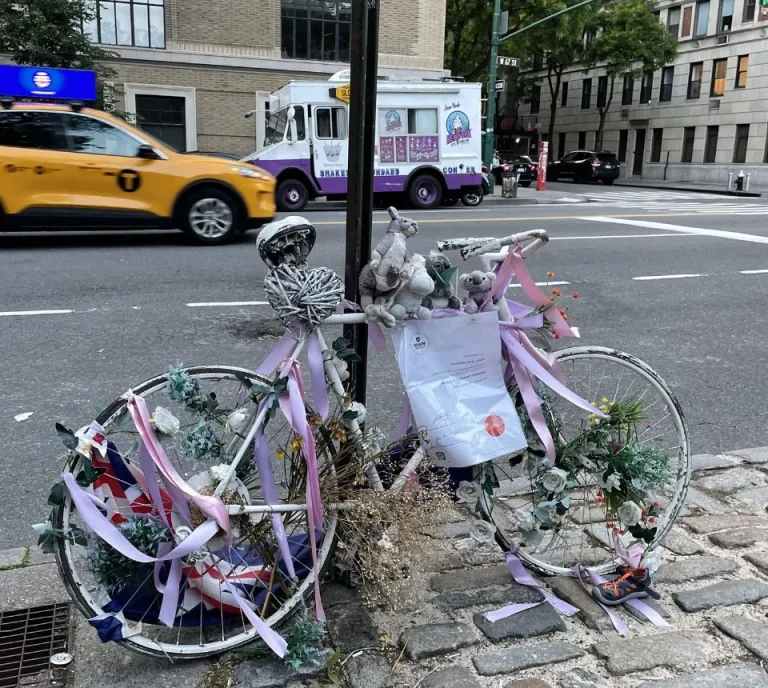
[614,177,764,197]
[4,445,768,688]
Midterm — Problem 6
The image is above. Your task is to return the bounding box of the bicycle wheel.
[477,346,691,576]
[52,365,342,659]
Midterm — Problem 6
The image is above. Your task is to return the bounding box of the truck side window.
[407,108,438,134]
[286,106,306,142]
[315,107,347,139]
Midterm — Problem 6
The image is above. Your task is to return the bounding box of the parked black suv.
[492,155,537,187]
[547,150,620,184]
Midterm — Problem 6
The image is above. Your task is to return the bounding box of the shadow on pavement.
[0,230,260,250]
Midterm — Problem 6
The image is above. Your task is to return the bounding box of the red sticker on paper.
[484,415,505,437]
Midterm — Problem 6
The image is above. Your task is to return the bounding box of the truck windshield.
[264,108,288,146]
[264,106,305,146]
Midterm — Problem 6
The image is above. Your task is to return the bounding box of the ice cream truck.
[243,73,483,211]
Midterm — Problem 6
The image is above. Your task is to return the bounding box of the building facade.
[519,0,768,186]
[88,0,447,156]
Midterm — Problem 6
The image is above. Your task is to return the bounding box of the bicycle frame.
[223,229,550,515]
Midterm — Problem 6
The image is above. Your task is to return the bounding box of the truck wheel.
[276,179,309,212]
[460,188,483,207]
[181,187,241,245]
[409,175,442,210]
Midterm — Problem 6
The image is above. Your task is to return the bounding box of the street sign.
[499,10,509,35]
[497,56,519,68]
[496,80,505,92]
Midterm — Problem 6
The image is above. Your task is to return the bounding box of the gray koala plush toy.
[422,252,461,310]
[460,270,497,314]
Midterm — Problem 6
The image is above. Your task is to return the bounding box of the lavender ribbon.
[254,429,298,581]
[484,550,580,622]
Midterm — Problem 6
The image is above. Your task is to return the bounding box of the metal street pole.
[483,0,501,190]
[344,0,380,407]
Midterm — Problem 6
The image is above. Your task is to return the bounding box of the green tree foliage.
[0,0,117,106]
[584,0,678,148]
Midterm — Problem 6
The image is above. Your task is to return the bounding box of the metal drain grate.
[0,603,73,688]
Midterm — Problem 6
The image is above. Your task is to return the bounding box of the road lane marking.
[740,269,768,275]
[551,233,696,241]
[584,217,768,244]
[633,274,704,281]
[312,210,768,226]
[187,301,269,307]
[509,281,570,289]
[0,309,73,317]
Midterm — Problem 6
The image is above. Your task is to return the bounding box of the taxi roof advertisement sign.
[0,66,97,101]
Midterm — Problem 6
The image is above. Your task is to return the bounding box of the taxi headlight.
[234,166,269,180]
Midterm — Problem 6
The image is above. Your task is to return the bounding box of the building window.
[687,62,703,98]
[561,82,568,107]
[597,76,608,108]
[640,71,654,103]
[667,6,681,36]
[621,74,634,105]
[704,125,719,163]
[735,55,749,88]
[530,84,541,114]
[578,131,586,148]
[581,78,592,109]
[682,6,693,36]
[558,132,566,158]
[695,0,710,36]
[84,0,165,48]
[618,129,628,161]
[533,54,544,69]
[681,126,695,162]
[718,0,734,31]
[134,95,185,150]
[660,66,674,102]
[744,0,756,21]
[710,58,727,97]
[281,0,351,62]
[650,128,663,162]
[733,123,749,163]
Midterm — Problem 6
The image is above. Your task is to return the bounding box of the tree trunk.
[595,76,615,150]
[546,65,563,147]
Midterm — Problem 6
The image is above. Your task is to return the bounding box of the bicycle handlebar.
[438,229,549,260]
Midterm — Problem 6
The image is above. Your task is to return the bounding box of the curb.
[613,180,763,198]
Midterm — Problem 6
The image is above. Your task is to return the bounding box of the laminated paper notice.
[392,311,527,468]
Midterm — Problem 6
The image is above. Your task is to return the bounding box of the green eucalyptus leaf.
[55,422,78,450]
[342,409,359,421]
[534,505,553,526]
[332,337,349,352]
[47,481,68,507]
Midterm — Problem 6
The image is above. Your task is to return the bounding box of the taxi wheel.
[181,188,241,245]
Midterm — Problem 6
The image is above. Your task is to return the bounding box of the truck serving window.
[315,107,347,139]
[407,108,438,134]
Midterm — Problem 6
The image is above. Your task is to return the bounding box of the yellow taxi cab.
[0,102,276,244]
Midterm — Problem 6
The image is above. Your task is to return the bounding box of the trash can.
[736,171,745,191]
[502,172,518,199]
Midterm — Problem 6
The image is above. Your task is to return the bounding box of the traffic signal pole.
[483,0,502,189]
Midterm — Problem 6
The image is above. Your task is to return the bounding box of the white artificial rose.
[598,472,622,493]
[226,408,249,434]
[514,507,537,534]
[617,501,643,527]
[153,406,180,436]
[209,463,233,486]
[642,549,662,574]
[541,467,569,495]
[470,520,496,544]
[456,481,482,510]
[349,401,367,425]
[333,357,350,382]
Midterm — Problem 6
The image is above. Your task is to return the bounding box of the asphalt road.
[2,181,768,549]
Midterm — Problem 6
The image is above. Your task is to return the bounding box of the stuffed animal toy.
[460,270,497,314]
[421,252,461,311]
[359,207,419,327]
[389,257,434,321]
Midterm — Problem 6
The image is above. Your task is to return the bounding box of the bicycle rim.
[53,366,340,659]
[479,346,691,576]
